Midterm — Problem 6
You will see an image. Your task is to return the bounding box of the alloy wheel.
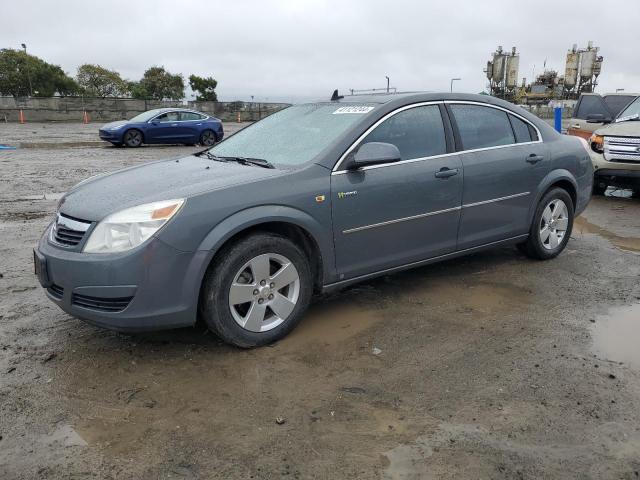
[539,198,569,250]
[228,253,300,332]
[201,131,216,146]
[125,130,142,147]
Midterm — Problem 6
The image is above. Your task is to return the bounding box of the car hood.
[58,155,287,221]
[595,121,640,137]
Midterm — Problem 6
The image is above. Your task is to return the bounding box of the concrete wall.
[0,95,574,123]
[0,96,290,123]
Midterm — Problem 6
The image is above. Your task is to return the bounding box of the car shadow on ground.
[120,244,527,350]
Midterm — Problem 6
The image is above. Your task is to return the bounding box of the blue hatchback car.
[98,108,224,147]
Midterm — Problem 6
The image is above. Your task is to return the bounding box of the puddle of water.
[280,300,382,348]
[574,217,640,253]
[591,304,640,369]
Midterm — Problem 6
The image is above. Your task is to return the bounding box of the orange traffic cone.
[82,111,90,124]
[18,110,25,124]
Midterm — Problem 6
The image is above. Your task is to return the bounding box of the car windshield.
[209,103,377,166]
[617,97,640,121]
[129,110,163,123]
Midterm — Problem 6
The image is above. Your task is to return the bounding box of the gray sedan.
[34,92,593,347]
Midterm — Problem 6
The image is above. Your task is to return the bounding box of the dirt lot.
[1,123,640,479]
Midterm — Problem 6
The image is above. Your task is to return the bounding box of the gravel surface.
[1,123,639,479]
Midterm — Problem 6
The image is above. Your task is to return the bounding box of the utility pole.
[450,78,461,92]
[385,76,390,93]
[21,43,33,97]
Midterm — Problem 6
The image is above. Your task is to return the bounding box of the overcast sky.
[3,0,640,102]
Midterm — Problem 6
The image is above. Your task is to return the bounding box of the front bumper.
[35,225,208,332]
[592,152,640,187]
[98,129,123,143]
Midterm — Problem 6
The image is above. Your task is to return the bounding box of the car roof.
[146,107,207,115]
[309,91,527,111]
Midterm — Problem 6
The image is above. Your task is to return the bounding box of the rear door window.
[450,104,515,150]
[509,114,533,143]
[574,95,611,120]
[180,112,203,121]
[360,105,447,160]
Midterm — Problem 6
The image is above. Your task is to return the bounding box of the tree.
[0,48,78,97]
[76,64,128,97]
[188,74,218,101]
[132,66,184,100]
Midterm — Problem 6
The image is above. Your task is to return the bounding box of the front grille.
[48,284,64,299]
[604,136,640,163]
[71,293,133,313]
[51,213,91,247]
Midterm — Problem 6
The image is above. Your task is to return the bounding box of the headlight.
[109,124,125,131]
[589,134,604,153]
[83,199,184,253]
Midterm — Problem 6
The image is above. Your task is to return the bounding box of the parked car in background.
[587,96,640,195]
[567,92,639,140]
[98,108,224,147]
[35,92,592,348]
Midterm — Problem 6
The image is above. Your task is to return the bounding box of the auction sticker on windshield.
[332,106,375,114]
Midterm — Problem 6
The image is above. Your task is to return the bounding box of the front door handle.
[526,154,544,164]
[571,123,581,129]
[434,167,459,179]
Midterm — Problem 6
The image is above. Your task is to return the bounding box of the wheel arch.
[529,170,578,222]
[124,127,145,144]
[195,206,336,297]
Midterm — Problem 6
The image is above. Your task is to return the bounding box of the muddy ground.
[1,123,639,479]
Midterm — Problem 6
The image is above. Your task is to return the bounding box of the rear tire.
[518,187,574,260]
[199,233,313,348]
[123,129,143,148]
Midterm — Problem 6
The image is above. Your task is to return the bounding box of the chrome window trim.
[146,110,209,124]
[341,191,530,234]
[331,100,543,175]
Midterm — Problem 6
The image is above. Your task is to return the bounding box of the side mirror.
[351,142,401,168]
[586,113,612,124]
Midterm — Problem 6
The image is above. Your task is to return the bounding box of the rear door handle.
[526,154,544,164]
[171,123,178,127]
[434,167,459,179]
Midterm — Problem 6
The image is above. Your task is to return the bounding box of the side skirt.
[321,234,529,293]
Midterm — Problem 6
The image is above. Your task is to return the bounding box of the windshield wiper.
[195,150,229,162]
[222,156,275,169]
[195,150,275,169]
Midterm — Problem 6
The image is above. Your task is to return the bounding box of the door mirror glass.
[586,113,611,124]
[352,142,401,168]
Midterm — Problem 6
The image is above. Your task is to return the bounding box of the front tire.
[592,179,607,196]
[518,187,574,260]
[123,129,143,147]
[200,233,313,348]
[199,130,216,146]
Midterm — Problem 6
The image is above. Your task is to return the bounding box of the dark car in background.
[98,108,224,147]
[36,92,592,348]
